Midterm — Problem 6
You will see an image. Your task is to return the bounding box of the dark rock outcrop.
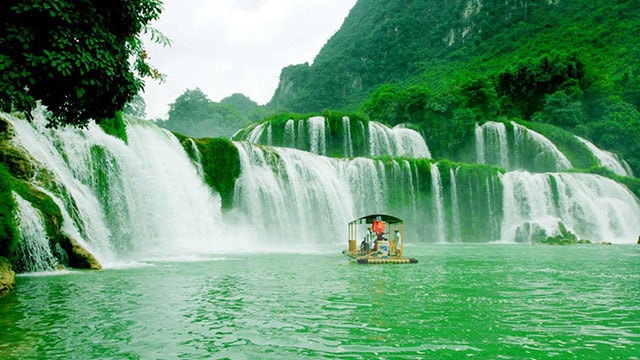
[0,257,15,298]
[58,234,102,270]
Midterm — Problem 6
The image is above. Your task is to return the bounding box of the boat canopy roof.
[349,214,403,225]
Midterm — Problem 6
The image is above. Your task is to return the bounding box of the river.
[1,244,639,359]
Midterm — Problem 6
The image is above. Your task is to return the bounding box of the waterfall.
[430,164,446,243]
[8,110,224,263]
[404,160,418,215]
[512,122,572,171]
[341,157,387,214]
[10,110,117,264]
[576,136,633,177]
[238,116,430,159]
[5,106,640,273]
[475,124,485,164]
[308,116,327,155]
[117,120,223,257]
[475,122,509,168]
[231,142,353,250]
[296,120,306,150]
[343,116,353,158]
[284,119,295,148]
[500,171,640,243]
[368,122,431,158]
[12,192,58,272]
[185,138,204,178]
[449,167,462,242]
[474,121,572,172]
[247,122,268,144]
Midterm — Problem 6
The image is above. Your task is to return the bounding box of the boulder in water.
[0,257,15,298]
[58,234,102,270]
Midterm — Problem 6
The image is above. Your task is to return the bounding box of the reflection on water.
[1,245,639,359]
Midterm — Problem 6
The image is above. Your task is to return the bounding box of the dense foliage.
[186,137,241,209]
[123,95,147,118]
[98,112,128,143]
[0,164,18,258]
[0,0,165,127]
[158,89,265,138]
[233,110,371,158]
[264,0,640,174]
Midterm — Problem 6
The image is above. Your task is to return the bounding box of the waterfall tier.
[3,109,640,273]
[236,116,431,159]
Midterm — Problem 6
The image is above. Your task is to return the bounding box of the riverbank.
[0,257,15,298]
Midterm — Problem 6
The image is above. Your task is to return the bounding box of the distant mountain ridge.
[267,0,640,113]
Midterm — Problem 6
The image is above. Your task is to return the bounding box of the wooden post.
[349,240,356,254]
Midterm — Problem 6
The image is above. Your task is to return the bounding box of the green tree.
[123,94,147,118]
[161,88,214,135]
[361,84,404,125]
[588,100,640,174]
[458,77,498,120]
[534,90,585,127]
[220,92,266,125]
[0,0,166,127]
[496,53,585,120]
[160,88,250,138]
[220,93,257,118]
[0,164,18,258]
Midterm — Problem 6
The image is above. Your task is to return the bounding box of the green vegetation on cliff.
[0,0,166,128]
[266,0,640,174]
[271,0,639,113]
[158,89,266,138]
[98,112,129,144]
[0,164,18,258]
[177,135,241,209]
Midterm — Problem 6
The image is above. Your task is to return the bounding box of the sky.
[141,0,358,119]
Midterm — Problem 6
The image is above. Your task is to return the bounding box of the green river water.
[1,244,639,359]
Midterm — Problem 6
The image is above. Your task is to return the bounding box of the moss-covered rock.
[0,256,15,298]
[1,116,35,182]
[57,234,102,270]
[0,117,21,260]
[535,222,590,245]
[178,136,241,210]
[98,112,128,143]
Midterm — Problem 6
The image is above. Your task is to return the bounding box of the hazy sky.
[141,0,358,119]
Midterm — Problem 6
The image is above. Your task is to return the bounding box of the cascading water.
[12,192,58,272]
[5,107,640,274]
[184,138,205,178]
[343,116,354,158]
[114,119,223,257]
[231,143,443,246]
[368,122,431,158]
[8,109,225,264]
[10,110,117,264]
[500,171,640,243]
[284,119,295,148]
[512,122,572,172]
[231,142,354,250]
[430,164,446,243]
[240,116,431,158]
[576,136,634,177]
[475,122,509,168]
[474,121,574,172]
[449,167,462,242]
[246,122,268,144]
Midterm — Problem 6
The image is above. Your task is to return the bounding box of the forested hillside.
[266,0,640,174]
[156,89,266,138]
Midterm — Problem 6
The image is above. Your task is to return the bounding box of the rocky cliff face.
[0,257,15,298]
[267,0,595,113]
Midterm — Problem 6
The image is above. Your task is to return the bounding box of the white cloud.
[141,0,357,119]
